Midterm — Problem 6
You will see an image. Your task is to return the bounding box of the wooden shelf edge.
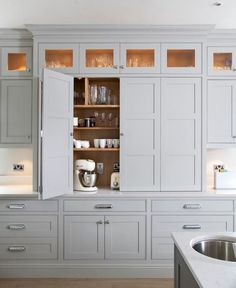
[74,148,120,152]
[74,127,119,130]
[74,105,120,108]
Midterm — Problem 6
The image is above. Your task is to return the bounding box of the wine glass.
[107,112,113,127]
[93,111,99,127]
[100,112,106,127]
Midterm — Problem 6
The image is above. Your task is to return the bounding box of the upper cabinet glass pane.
[167,49,195,68]
[213,53,232,71]
[126,49,155,68]
[8,53,27,71]
[45,49,73,68]
[86,49,114,68]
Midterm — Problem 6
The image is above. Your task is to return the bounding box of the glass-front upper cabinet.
[38,43,79,75]
[161,43,202,74]
[80,44,119,74]
[120,43,160,73]
[208,47,236,76]
[1,47,32,76]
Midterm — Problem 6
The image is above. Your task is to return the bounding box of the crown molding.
[0,29,32,40]
[25,24,215,38]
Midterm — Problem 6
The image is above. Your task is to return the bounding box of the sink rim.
[190,235,236,263]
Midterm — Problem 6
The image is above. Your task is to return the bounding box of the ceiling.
[0,0,235,29]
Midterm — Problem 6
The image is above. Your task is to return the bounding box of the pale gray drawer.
[64,199,146,212]
[0,200,58,212]
[0,238,57,260]
[151,200,234,212]
[0,215,57,237]
[152,215,233,238]
[152,237,174,260]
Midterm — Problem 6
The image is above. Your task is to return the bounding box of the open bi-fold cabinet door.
[39,68,74,199]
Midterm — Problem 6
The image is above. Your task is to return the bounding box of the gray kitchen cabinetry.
[161,78,201,191]
[151,199,234,261]
[63,199,146,260]
[174,246,199,288]
[0,199,58,260]
[64,215,146,260]
[207,80,236,144]
[1,47,32,77]
[120,78,161,191]
[0,79,32,144]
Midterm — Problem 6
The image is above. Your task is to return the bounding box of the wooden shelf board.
[74,127,119,130]
[74,105,120,109]
[74,148,119,152]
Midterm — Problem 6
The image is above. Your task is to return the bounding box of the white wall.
[207,149,236,188]
[0,148,32,176]
[0,0,236,28]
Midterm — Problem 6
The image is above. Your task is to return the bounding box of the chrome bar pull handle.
[95,204,113,209]
[7,204,25,209]
[183,204,201,210]
[8,246,26,252]
[7,224,25,230]
[183,224,201,230]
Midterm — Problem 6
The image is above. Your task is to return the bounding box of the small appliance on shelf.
[110,162,120,190]
[74,159,98,192]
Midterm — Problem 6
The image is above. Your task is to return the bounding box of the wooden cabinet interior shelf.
[74,148,119,152]
[74,105,119,109]
[74,127,119,130]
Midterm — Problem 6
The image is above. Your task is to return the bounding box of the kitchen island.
[172,232,236,288]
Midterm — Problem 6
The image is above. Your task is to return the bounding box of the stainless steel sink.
[192,239,236,262]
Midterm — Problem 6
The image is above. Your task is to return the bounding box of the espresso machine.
[74,159,98,192]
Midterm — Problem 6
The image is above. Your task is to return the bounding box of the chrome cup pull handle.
[183,204,201,210]
[183,224,201,230]
[8,246,26,252]
[7,204,25,209]
[7,224,26,230]
[95,204,113,209]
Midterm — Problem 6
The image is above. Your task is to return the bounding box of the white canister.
[99,139,106,149]
[81,140,90,149]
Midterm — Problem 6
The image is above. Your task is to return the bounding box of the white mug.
[106,139,113,148]
[81,140,90,148]
[94,139,100,148]
[112,139,119,148]
[75,140,82,149]
[99,139,106,148]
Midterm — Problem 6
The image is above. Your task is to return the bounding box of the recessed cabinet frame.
[161,43,202,74]
[38,43,79,75]
[120,43,160,74]
[208,47,236,76]
[80,43,120,74]
[1,47,32,77]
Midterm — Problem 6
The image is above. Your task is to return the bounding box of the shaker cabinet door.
[120,78,161,191]
[105,215,146,259]
[64,216,104,260]
[40,69,73,199]
[207,80,236,143]
[161,78,201,191]
[0,80,32,144]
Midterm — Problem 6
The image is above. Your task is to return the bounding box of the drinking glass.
[89,85,98,105]
[107,112,113,127]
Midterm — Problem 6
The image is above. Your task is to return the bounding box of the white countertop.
[1,185,236,198]
[172,232,236,288]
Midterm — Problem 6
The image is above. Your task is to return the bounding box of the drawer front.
[152,215,233,237]
[64,199,146,212]
[0,200,58,213]
[0,238,57,260]
[151,200,234,212]
[0,215,57,237]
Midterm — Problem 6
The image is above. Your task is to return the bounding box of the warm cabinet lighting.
[126,49,155,67]
[86,49,114,68]
[8,53,27,71]
[213,53,232,70]
[167,49,195,67]
[45,49,73,68]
